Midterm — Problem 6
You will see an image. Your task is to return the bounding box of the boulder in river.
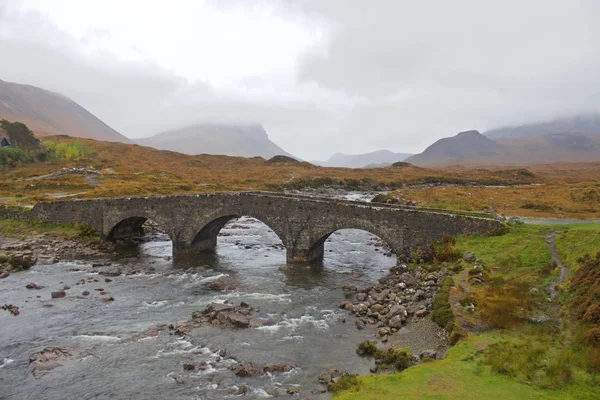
[191,302,255,329]
[230,362,265,377]
[207,275,236,291]
[28,347,73,378]
[26,283,43,290]
[51,291,66,299]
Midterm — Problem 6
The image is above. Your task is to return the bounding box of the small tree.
[0,119,40,153]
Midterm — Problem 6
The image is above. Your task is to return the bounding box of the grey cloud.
[1,1,600,160]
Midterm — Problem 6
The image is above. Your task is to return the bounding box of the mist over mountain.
[485,114,600,140]
[0,79,130,143]
[137,123,295,159]
[313,150,412,168]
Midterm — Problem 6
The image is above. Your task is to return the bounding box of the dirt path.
[545,232,569,299]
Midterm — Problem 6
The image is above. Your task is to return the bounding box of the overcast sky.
[1,0,599,160]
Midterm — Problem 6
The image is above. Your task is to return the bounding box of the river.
[0,214,417,399]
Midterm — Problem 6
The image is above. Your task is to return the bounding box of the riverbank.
[0,217,114,278]
[333,223,600,399]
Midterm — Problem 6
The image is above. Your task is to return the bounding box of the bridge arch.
[188,213,289,255]
[104,211,175,244]
[305,221,401,263]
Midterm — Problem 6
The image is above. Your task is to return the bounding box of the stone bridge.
[30,192,503,263]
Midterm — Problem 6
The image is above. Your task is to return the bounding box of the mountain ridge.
[0,79,130,143]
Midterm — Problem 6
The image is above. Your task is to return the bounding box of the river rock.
[286,386,300,395]
[51,290,66,299]
[28,347,73,378]
[82,291,90,296]
[226,313,250,328]
[355,319,365,329]
[399,273,417,286]
[263,363,296,373]
[388,315,404,328]
[419,350,437,360]
[1,304,19,316]
[183,363,195,371]
[230,362,264,377]
[415,308,430,318]
[208,276,236,291]
[26,283,43,290]
[463,251,476,262]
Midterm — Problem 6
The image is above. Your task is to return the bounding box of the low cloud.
[1,1,599,160]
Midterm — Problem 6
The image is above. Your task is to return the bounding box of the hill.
[137,123,295,159]
[314,150,412,168]
[485,114,600,139]
[407,130,600,167]
[0,79,130,143]
[406,130,503,166]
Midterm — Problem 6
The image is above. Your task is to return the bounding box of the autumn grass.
[0,135,558,205]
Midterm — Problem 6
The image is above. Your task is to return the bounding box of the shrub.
[44,140,91,160]
[0,147,32,166]
[431,277,455,329]
[430,235,461,263]
[371,193,400,204]
[374,347,412,371]
[75,222,96,238]
[331,373,360,393]
[356,341,378,357]
[585,327,600,347]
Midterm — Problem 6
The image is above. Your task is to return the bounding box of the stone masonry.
[30,192,503,263]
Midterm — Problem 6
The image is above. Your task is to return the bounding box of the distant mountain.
[485,114,600,139]
[0,79,130,143]
[314,150,412,168]
[407,129,600,166]
[406,130,503,166]
[137,123,296,159]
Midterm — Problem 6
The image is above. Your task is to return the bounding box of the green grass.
[0,217,87,237]
[333,333,600,400]
[336,223,600,399]
[455,224,553,282]
[555,224,600,271]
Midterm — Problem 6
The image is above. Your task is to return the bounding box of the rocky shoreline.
[0,233,114,278]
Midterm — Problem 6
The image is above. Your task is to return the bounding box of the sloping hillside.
[0,79,130,143]
[137,123,295,159]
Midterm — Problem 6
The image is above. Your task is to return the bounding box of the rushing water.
[0,216,403,399]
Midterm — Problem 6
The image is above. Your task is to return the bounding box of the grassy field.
[333,333,599,400]
[0,135,599,219]
[335,222,600,399]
